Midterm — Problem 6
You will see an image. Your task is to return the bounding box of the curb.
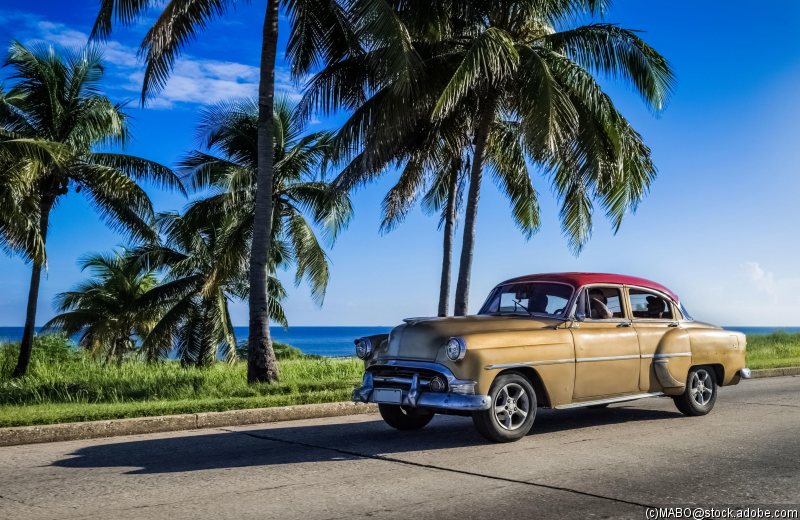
[0,402,377,447]
[750,367,800,378]
[1,368,797,447]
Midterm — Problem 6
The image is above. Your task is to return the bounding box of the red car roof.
[499,272,680,301]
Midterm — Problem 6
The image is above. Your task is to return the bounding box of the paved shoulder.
[0,377,797,520]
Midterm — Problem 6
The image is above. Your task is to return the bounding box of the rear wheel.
[472,373,537,442]
[673,366,717,416]
[378,404,434,430]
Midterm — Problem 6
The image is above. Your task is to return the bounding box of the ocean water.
[234,326,391,357]
[1,325,797,358]
[0,326,391,358]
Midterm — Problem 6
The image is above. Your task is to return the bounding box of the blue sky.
[1,0,799,327]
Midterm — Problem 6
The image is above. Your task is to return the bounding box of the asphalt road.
[1,376,798,520]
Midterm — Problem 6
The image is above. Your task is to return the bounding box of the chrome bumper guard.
[352,361,491,411]
[739,367,752,379]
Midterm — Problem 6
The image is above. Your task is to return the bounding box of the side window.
[629,289,674,320]
[583,286,625,320]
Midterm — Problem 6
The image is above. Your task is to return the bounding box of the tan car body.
[354,276,748,411]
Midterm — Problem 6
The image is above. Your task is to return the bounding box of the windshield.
[479,282,574,317]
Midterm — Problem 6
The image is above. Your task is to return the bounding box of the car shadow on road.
[51,404,680,475]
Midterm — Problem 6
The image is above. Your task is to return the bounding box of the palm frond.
[432,27,519,120]
[89,153,186,195]
[139,0,234,103]
[540,23,675,112]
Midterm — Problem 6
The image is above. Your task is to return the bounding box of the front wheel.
[673,366,717,416]
[472,373,537,442]
[378,404,434,430]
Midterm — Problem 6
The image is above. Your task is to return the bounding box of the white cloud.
[34,21,88,48]
[0,12,301,109]
[743,261,776,296]
[125,57,301,109]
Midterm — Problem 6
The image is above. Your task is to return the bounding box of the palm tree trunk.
[247,0,280,384]
[13,196,54,378]
[437,160,459,317]
[453,101,496,316]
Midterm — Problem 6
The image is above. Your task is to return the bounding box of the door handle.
[668,321,679,327]
[617,321,632,327]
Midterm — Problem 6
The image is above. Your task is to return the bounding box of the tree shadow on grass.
[52,403,681,474]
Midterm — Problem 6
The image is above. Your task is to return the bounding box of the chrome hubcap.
[493,383,530,431]
[689,369,714,406]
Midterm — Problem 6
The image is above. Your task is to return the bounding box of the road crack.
[729,401,800,409]
[221,427,653,510]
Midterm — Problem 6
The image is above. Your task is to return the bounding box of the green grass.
[0,335,363,427]
[746,332,800,370]
[0,332,798,428]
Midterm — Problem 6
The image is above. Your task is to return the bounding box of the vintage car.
[352,272,751,442]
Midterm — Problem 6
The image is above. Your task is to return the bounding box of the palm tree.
[422,157,465,317]
[373,121,539,317]
[133,212,245,365]
[180,97,352,308]
[0,42,182,377]
[432,3,674,315]
[42,251,160,363]
[303,41,539,318]
[306,0,674,315]
[136,97,351,367]
[92,0,417,382]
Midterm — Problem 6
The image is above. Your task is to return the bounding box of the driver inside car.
[588,288,613,319]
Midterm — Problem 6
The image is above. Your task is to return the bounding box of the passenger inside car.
[629,289,673,319]
[646,296,665,318]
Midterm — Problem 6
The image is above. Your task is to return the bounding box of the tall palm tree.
[431,2,674,315]
[42,251,160,363]
[302,37,538,318]
[92,0,415,382]
[305,0,674,315]
[421,157,466,317]
[0,42,182,377]
[372,119,539,317]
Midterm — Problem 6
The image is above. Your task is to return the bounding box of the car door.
[570,285,641,400]
[628,287,691,392]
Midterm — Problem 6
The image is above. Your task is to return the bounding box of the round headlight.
[445,337,466,361]
[354,337,373,359]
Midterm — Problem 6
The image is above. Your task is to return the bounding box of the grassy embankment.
[0,335,363,427]
[0,332,798,428]
[745,331,800,370]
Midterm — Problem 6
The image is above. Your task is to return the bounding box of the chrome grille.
[370,366,447,392]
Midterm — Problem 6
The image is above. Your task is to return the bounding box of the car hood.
[373,314,563,363]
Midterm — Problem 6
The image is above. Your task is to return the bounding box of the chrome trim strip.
[485,352,693,370]
[554,392,665,410]
[575,354,640,362]
[641,352,692,359]
[485,358,574,370]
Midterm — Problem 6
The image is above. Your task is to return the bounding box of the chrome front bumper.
[352,361,491,411]
[740,367,752,379]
